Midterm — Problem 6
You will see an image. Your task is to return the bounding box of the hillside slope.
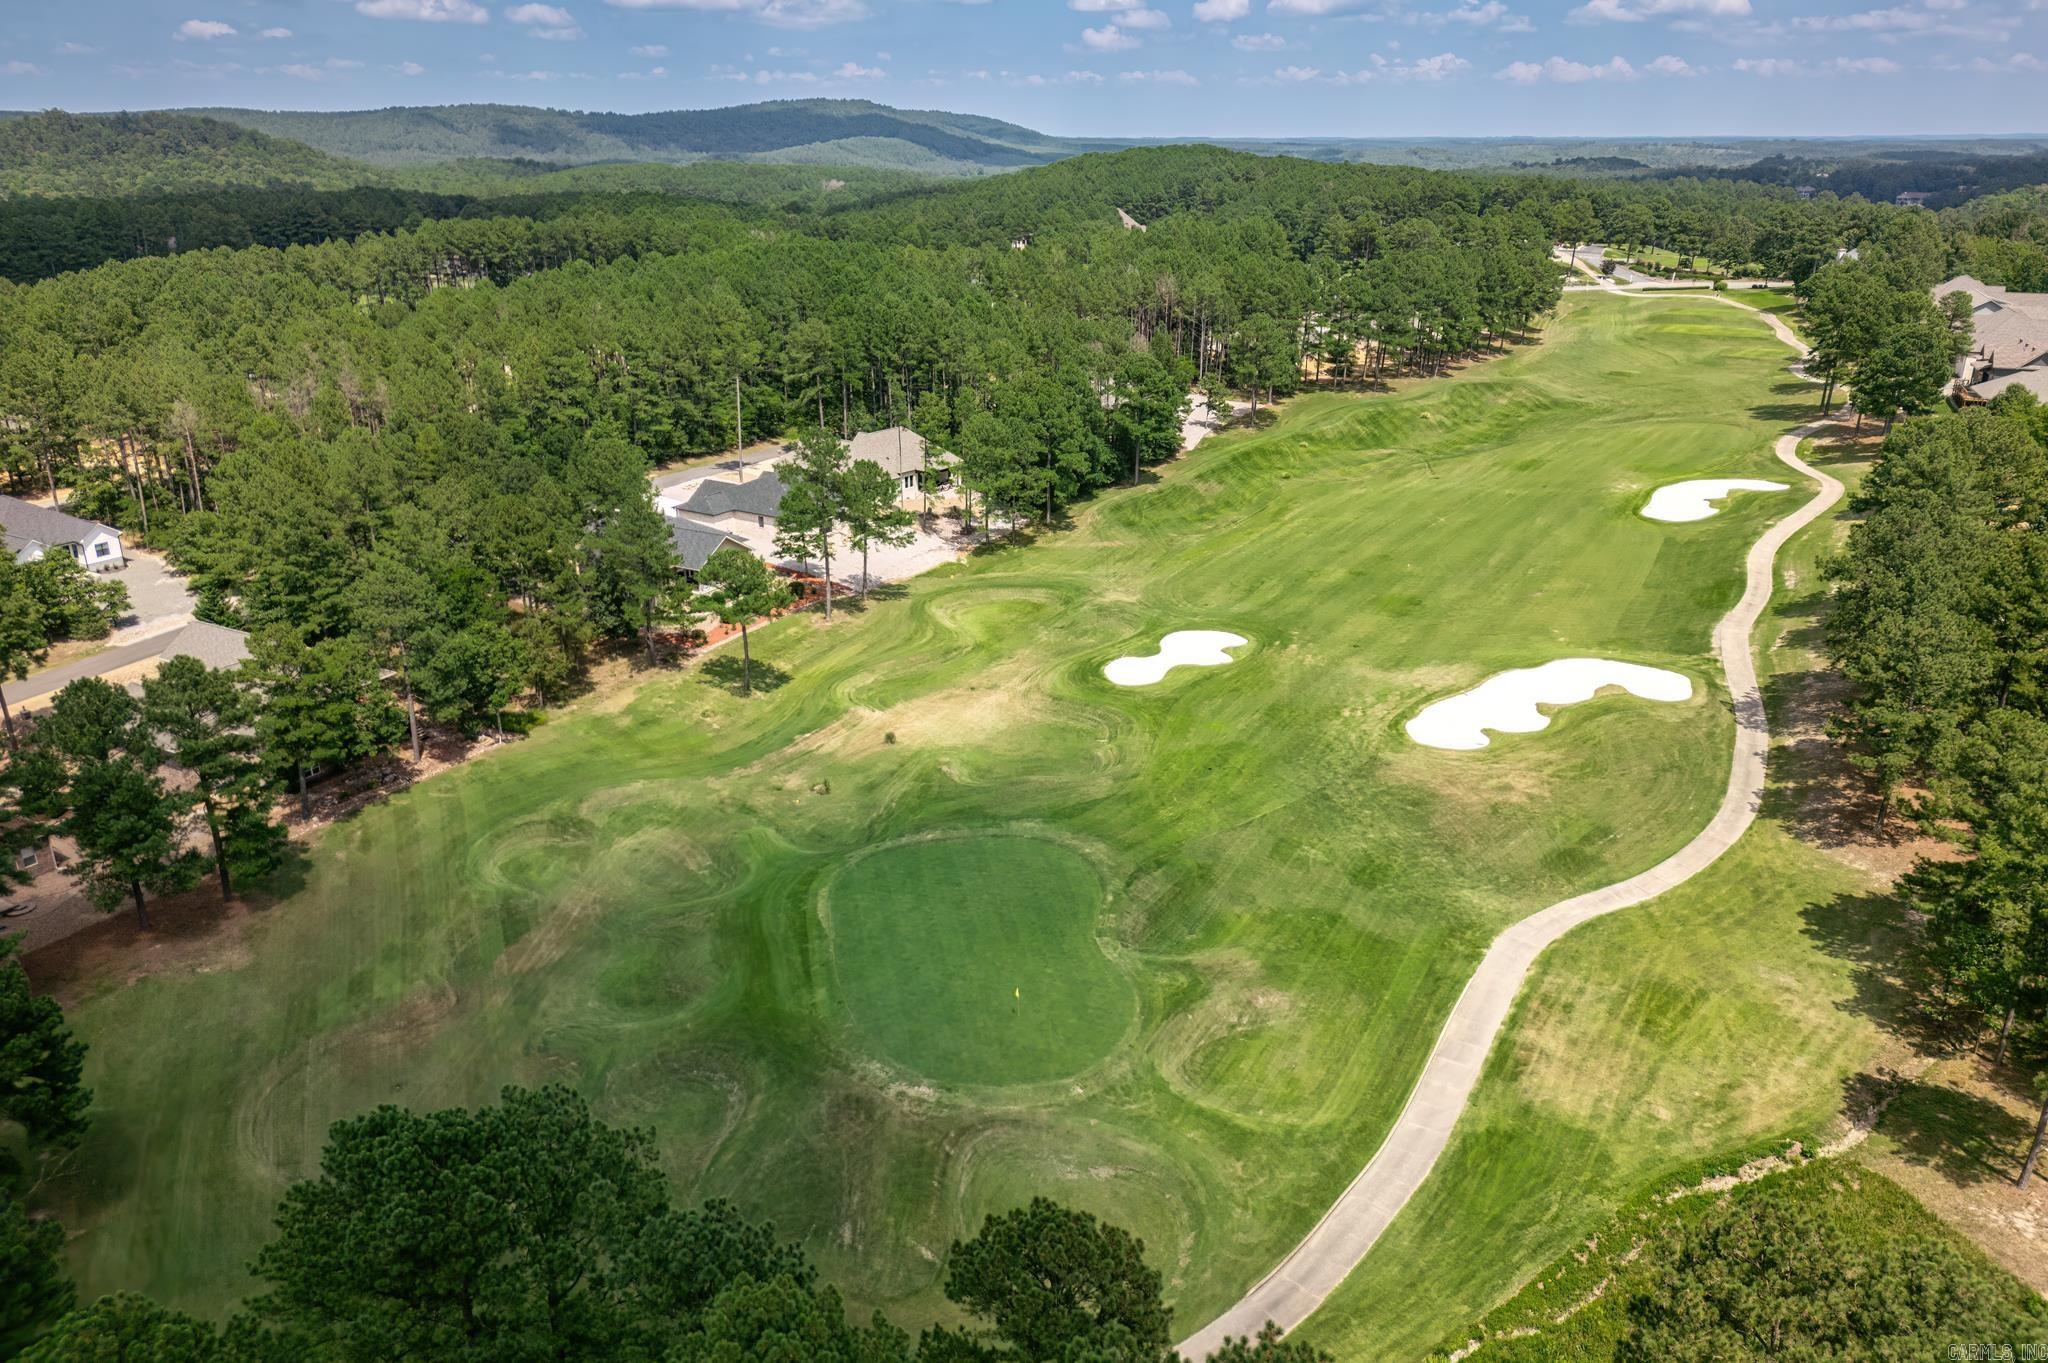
[0,110,380,197]
[185,100,1121,174]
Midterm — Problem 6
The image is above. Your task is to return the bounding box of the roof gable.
[0,495,119,550]
[679,471,786,520]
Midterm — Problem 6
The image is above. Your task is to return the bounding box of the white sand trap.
[1105,631,1248,687]
[1405,658,1692,751]
[1642,479,1789,523]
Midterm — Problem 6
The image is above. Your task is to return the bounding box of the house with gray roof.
[675,471,788,531]
[845,427,958,499]
[669,519,750,579]
[1938,275,2048,404]
[0,495,125,572]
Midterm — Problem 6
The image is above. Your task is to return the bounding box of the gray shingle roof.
[1972,368,2048,401]
[669,519,748,574]
[845,427,957,481]
[1973,303,2048,372]
[160,620,251,670]
[0,495,117,555]
[678,472,786,520]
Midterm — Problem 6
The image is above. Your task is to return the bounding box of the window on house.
[93,541,112,558]
[15,845,38,870]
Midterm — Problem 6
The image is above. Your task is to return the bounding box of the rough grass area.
[1427,1157,2045,1361]
[39,294,1810,1331]
[822,834,1132,1086]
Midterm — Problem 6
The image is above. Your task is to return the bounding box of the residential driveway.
[109,550,197,643]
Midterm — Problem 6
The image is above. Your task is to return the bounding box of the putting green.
[823,835,1130,1086]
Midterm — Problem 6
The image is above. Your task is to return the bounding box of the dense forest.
[0,112,378,198]
[1664,149,2048,211]
[187,99,1109,173]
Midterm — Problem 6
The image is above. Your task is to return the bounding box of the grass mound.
[1429,1156,2047,1361]
[824,835,1130,1086]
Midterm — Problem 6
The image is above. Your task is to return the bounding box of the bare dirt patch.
[1774,665,1959,883]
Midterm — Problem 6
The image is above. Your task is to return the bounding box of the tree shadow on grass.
[1869,1075,2037,1188]
[1800,889,1942,1052]
[698,654,791,697]
[1752,396,1836,429]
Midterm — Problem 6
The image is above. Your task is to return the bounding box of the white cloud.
[1082,23,1141,47]
[1825,54,1899,72]
[356,0,490,20]
[1193,0,1249,16]
[1495,52,1636,80]
[1966,50,2042,69]
[1119,66,1199,81]
[618,63,669,76]
[280,63,323,78]
[1268,0,1361,13]
[1400,50,1470,76]
[1003,68,1105,84]
[392,59,428,74]
[602,0,870,25]
[258,28,293,40]
[2,60,45,76]
[631,42,669,54]
[1731,55,1801,74]
[1232,30,1286,47]
[55,41,103,54]
[507,3,585,38]
[327,57,367,67]
[175,19,237,40]
[1569,0,1746,20]
[1790,6,1945,32]
[833,59,884,76]
[1646,52,1696,73]
[1272,63,1323,79]
[1122,7,1172,27]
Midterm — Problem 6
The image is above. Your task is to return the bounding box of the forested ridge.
[186,98,1104,170]
[0,111,378,199]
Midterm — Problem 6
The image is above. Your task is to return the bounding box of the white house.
[0,495,125,572]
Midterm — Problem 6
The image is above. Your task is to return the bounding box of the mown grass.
[1297,438,1904,1358]
[821,833,1133,1087]
[42,294,1810,1333]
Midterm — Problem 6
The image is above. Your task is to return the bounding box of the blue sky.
[3,0,2044,138]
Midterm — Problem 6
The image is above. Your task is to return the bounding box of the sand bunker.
[1405,658,1693,750]
[1642,479,1789,523]
[1105,631,1248,687]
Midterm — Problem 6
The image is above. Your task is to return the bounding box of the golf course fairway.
[44,292,1833,1338]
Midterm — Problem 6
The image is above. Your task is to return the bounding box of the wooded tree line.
[1799,210,1973,424]
[0,146,1564,779]
[1824,389,2048,1187]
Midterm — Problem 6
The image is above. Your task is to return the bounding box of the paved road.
[1176,295,1841,1360]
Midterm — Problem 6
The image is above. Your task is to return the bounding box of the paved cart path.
[1177,295,1841,1360]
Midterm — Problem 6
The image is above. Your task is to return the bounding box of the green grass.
[1295,438,1902,1357]
[41,294,1815,1332]
[1432,1157,2044,1361]
[822,834,1133,1086]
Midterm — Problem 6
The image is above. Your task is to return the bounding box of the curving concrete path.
[1177,295,1842,1361]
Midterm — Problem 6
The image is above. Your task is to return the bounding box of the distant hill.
[0,110,380,198]
[184,100,1124,176]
